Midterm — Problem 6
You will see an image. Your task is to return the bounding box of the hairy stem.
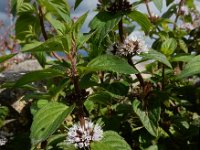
[69,38,85,127]
[38,6,62,61]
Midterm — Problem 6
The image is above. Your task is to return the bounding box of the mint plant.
[0,0,199,149]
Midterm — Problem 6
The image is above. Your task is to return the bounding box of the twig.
[173,0,185,30]
[144,0,152,19]
[38,6,62,61]
[69,36,85,127]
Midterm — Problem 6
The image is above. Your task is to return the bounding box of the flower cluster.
[66,118,103,149]
[108,35,148,57]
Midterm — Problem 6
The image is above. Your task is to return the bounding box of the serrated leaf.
[178,39,188,53]
[141,49,172,68]
[38,0,71,23]
[132,99,160,137]
[89,12,121,45]
[16,14,40,41]
[152,0,163,12]
[22,35,71,53]
[14,68,64,87]
[161,38,177,56]
[128,10,152,33]
[17,2,35,15]
[91,131,131,150]
[177,55,200,79]
[86,55,138,74]
[30,103,75,145]
[0,53,17,63]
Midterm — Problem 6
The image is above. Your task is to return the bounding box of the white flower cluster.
[66,119,103,149]
[108,35,148,57]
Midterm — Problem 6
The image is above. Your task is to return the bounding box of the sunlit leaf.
[91,131,131,150]
[128,10,152,33]
[141,49,172,68]
[87,54,138,74]
[31,103,75,145]
[177,55,200,79]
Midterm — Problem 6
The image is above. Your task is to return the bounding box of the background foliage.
[0,0,200,150]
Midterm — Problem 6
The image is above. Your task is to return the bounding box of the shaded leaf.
[132,99,160,137]
[31,103,75,145]
[177,55,200,79]
[87,54,138,74]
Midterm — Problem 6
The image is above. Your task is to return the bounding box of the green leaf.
[86,55,138,74]
[16,14,40,41]
[166,0,174,6]
[152,0,163,12]
[128,10,152,33]
[72,12,88,38]
[77,32,95,49]
[30,103,75,145]
[0,53,17,63]
[132,99,161,137]
[45,13,67,35]
[89,12,121,45]
[161,38,177,56]
[86,91,113,106]
[91,131,131,150]
[22,35,71,53]
[178,55,200,79]
[178,39,188,53]
[17,2,35,15]
[171,55,194,62]
[38,0,71,23]
[75,0,83,10]
[14,68,64,87]
[30,99,49,116]
[141,49,172,68]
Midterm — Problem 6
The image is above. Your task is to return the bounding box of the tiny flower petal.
[66,118,103,149]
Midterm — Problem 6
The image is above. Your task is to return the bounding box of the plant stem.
[38,6,62,61]
[173,0,185,30]
[162,65,165,90]
[118,0,124,43]
[69,38,85,127]
[144,0,152,19]
[128,57,145,88]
